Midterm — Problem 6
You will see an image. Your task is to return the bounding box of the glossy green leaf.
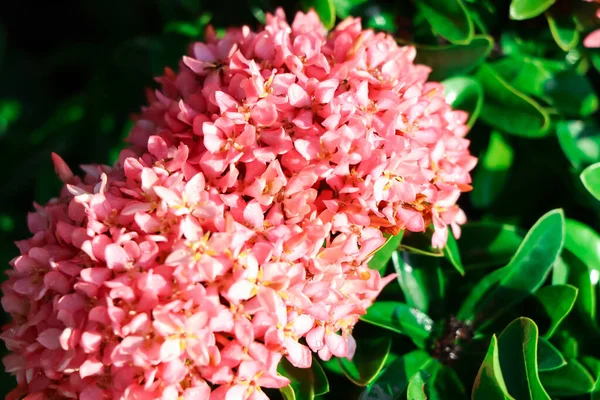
[472,335,515,400]
[313,359,329,396]
[442,76,484,128]
[491,56,565,99]
[321,358,344,376]
[330,0,367,18]
[533,285,578,338]
[476,63,551,137]
[461,209,565,324]
[546,9,580,51]
[368,232,403,274]
[360,302,434,348]
[430,365,468,399]
[414,35,494,81]
[302,0,335,29]
[361,351,432,399]
[164,21,201,37]
[554,329,580,360]
[582,163,600,201]
[544,71,599,118]
[393,252,444,314]
[580,356,600,381]
[537,338,566,371]
[500,30,548,57]
[278,358,315,400]
[248,0,267,24]
[540,359,595,396]
[417,0,474,44]
[458,268,506,321]
[563,219,600,325]
[458,222,523,269]
[510,0,555,20]
[407,359,440,400]
[552,257,569,285]
[557,119,600,170]
[565,219,600,274]
[363,7,396,32]
[471,132,514,208]
[339,336,391,386]
[564,251,597,327]
[497,318,551,399]
[444,230,465,276]
[593,361,600,400]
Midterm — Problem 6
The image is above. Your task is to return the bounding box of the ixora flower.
[1,9,475,400]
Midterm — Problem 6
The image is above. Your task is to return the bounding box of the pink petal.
[80,357,104,378]
[104,243,130,270]
[284,337,312,368]
[585,29,600,48]
[37,328,62,350]
[325,331,347,358]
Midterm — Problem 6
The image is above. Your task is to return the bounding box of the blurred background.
[1,0,600,396]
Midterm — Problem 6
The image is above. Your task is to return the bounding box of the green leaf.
[565,219,600,276]
[302,0,336,29]
[312,359,329,396]
[407,359,440,400]
[471,131,514,208]
[510,0,555,20]
[472,335,515,400]
[546,9,580,51]
[590,360,600,400]
[339,336,392,386]
[490,56,565,99]
[393,252,444,314]
[463,209,565,324]
[457,268,506,321]
[582,162,600,201]
[564,251,597,327]
[537,338,566,371]
[563,219,600,325]
[476,63,551,137]
[363,7,396,32]
[444,230,465,276]
[443,76,484,128]
[430,366,468,399]
[368,232,403,275]
[540,359,595,396]
[552,257,569,285]
[417,0,474,44]
[360,302,434,348]
[361,351,432,399]
[544,71,599,118]
[457,222,523,269]
[497,318,551,399]
[321,358,345,376]
[331,0,368,19]
[533,285,578,338]
[164,21,201,37]
[557,119,600,171]
[414,35,494,81]
[278,358,315,400]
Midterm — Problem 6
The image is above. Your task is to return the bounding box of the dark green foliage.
[3,0,600,398]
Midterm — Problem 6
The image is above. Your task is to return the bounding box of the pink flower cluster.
[1,9,475,400]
